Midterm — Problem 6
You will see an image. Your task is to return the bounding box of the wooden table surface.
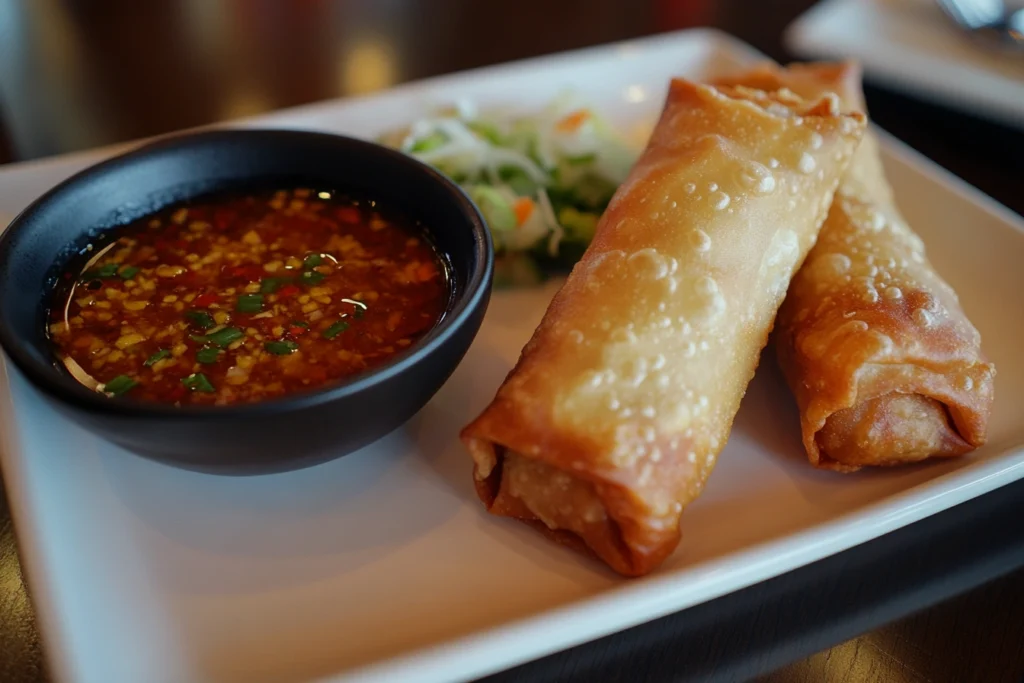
[1,1,1022,682]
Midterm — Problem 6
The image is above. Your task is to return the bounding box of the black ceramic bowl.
[0,129,492,474]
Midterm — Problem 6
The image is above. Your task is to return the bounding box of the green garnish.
[290,321,310,328]
[196,347,220,364]
[118,265,140,279]
[322,321,349,339]
[82,263,120,280]
[191,327,243,348]
[557,207,600,242]
[185,310,215,330]
[303,253,323,269]
[498,166,536,196]
[299,271,325,286]
[566,153,597,166]
[466,120,504,145]
[382,102,637,288]
[260,277,292,294]
[467,185,517,232]
[236,293,264,313]
[561,173,618,209]
[354,308,366,319]
[265,340,299,355]
[103,375,138,396]
[181,372,215,393]
[410,131,447,153]
[144,349,171,367]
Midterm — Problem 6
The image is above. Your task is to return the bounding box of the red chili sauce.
[48,188,449,405]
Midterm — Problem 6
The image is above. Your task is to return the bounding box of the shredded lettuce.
[467,185,517,232]
[382,94,639,286]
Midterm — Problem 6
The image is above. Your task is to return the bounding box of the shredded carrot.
[555,109,591,133]
[513,197,535,226]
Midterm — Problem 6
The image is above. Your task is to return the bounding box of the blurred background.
[0,0,1019,204]
[0,1,1022,682]
[0,0,728,161]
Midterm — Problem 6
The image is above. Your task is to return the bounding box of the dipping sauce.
[48,188,449,405]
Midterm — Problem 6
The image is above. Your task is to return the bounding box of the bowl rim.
[0,128,493,420]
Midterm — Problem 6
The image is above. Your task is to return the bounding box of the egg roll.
[461,79,865,576]
[716,63,995,472]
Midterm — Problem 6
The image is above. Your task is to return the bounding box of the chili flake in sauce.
[48,188,449,405]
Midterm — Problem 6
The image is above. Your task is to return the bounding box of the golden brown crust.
[461,78,865,575]
[715,61,892,204]
[775,193,995,471]
[718,63,995,472]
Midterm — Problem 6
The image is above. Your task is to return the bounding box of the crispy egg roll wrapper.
[717,63,995,472]
[461,79,865,576]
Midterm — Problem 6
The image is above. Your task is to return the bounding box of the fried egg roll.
[461,79,865,575]
[717,63,995,472]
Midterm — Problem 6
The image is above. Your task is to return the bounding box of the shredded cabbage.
[382,94,639,286]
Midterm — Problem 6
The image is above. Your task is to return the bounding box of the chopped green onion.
[236,293,263,313]
[303,253,323,269]
[322,321,349,339]
[103,375,138,396]
[354,308,365,319]
[181,372,215,393]
[290,321,310,328]
[265,340,299,355]
[206,326,244,347]
[118,265,140,279]
[192,327,243,348]
[185,310,216,330]
[299,270,325,286]
[144,349,171,367]
[196,347,220,364]
[260,277,292,294]
[82,263,120,280]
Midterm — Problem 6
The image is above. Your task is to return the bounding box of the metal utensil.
[936,0,1024,52]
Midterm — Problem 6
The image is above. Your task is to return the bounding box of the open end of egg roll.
[482,447,640,572]
[465,438,672,576]
[815,393,972,469]
[776,191,995,474]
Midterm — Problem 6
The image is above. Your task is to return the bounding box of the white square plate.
[1,28,1023,683]
[786,0,1024,129]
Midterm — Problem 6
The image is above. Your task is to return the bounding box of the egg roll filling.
[471,444,636,570]
[816,393,971,467]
